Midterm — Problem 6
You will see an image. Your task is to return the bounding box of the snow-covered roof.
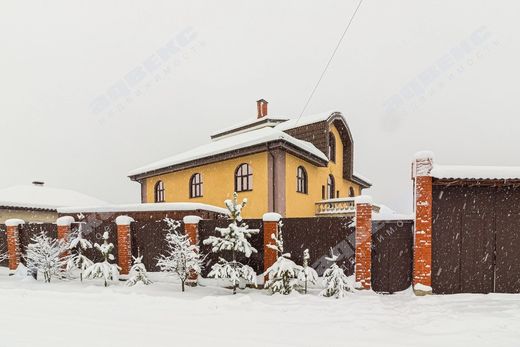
[373,205,413,221]
[58,202,229,215]
[0,184,107,211]
[274,110,337,131]
[210,117,288,140]
[129,127,328,177]
[430,165,520,180]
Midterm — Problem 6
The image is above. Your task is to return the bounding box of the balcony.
[315,198,380,217]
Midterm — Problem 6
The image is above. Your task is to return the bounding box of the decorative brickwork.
[355,200,372,289]
[413,153,433,293]
[6,225,20,270]
[183,216,201,283]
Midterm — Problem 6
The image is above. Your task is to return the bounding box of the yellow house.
[128,100,371,218]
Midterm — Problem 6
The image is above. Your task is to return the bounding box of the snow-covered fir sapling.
[203,192,259,294]
[321,248,351,298]
[297,248,319,294]
[264,221,302,295]
[24,231,69,283]
[156,218,201,292]
[0,248,8,265]
[84,231,120,287]
[127,254,152,286]
[66,223,93,282]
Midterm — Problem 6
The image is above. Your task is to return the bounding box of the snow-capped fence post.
[262,213,281,282]
[413,151,434,295]
[5,219,24,270]
[355,196,372,290]
[115,215,134,275]
[183,215,202,284]
[56,216,74,258]
[56,216,74,240]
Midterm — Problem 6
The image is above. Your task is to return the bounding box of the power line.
[295,0,364,125]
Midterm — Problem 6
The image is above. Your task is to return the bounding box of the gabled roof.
[129,127,329,179]
[0,185,108,211]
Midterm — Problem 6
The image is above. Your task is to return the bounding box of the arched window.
[189,173,203,198]
[235,163,253,192]
[349,187,355,197]
[328,132,336,162]
[296,166,308,194]
[154,180,165,203]
[327,175,335,199]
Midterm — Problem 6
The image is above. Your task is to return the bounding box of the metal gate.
[371,220,414,293]
[432,184,520,294]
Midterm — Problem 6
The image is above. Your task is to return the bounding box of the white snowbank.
[56,216,75,226]
[373,205,413,221]
[262,212,282,222]
[431,165,520,180]
[0,184,107,210]
[58,202,229,215]
[5,218,25,227]
[414,283,433,292]
[129,127,328,176]
[115,216,134,226]
[183,215,202,224]
[355,195,372,204]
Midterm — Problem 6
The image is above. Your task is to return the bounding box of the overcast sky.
[1,1,518,213]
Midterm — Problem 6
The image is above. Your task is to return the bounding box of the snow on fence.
[0,224,7,267]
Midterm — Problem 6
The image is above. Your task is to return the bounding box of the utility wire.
[295,0,364,125]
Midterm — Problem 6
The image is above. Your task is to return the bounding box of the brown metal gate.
[371,220,414,293]
[432,184,520,294]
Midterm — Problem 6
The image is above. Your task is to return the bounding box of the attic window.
[328,132,336,162]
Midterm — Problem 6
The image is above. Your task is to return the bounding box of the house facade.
[128,100,371,218]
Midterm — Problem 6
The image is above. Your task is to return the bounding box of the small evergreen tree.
[264,221,302,295]
[24,231,69,283]
[297,249,319,294]
[84,231,120,287]
[203,192,259,294]
[156,218,201,292]
[321,248,351,298]
[0,248,8,264]
[66,223,94,282]
[127,254,152,286]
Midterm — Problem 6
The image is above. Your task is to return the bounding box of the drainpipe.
[267,144,276,213]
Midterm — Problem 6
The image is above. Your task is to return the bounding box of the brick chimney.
[257,99,268,118]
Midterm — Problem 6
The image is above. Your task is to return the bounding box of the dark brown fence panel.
[19,223,57,264]
[282,217,355,276]
[198,219,263,277]
[495,185,520,293]
[0,224,7,267]
[131,219,177,271]
[72,221,118,264]
[371,220,413,293]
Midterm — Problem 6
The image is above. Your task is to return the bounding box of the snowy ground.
[0,269,519,347]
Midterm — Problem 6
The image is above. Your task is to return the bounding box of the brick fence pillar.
[5,219,24,271]
[355,196,372,290]
[183,215,202,284]
[115,215,134,275]
[413,151,434,294]
[56,216,75,259]
[262,213,281,282]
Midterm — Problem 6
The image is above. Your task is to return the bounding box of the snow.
[274,110,337,131]
[4,218,25,227]
[115,215,134,226]
[353,171,372,185]
[414,283,433,292]
[56,216,75,226]
[431,165,520,180]
[355,195,373,204]
[414,150,435,160]
[183,215,202,224]
[0,269,518,347]
[210,117,288,140]
[373,205,413,221]
[128,127,328,177]
[57,202,229,215]
[262,212,282,222]
[0,184,107,210]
